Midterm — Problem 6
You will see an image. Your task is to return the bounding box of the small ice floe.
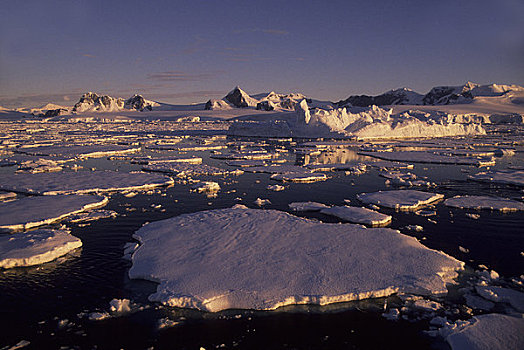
[366,160,414,170]
[465,213,481,219]
[16,158,62,174]
[357,190,444,210]
[65,209,117,223]
[469,169,524,187]
[403,225,424,232]
[442,314,524,350]
[444,195,524,212]
[464,294,495,311]
[0,171,174,195]
[270,172,327,183]
[122,242,139,261]
[0,192,17,201]
[157,317,180,330]
[128,208,464,312]
[267,184,285,191]
[87,298,138,321]
[0,195,108,232]
[253,198,271,206]
[288,202,330,211]
[380,171,435,187]
[146,157,202,165]
[382,308,400,321]
[0,229,82,269]
[244,164,310,174]
[458,246,470,254]
[191,181,220,193]
[343,164,368,176]
[225,159,266,168]
[415,209,437,217]
[475,286,524,312]
[320,206,392,226]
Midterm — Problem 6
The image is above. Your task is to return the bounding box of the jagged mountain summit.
[337,82,524,107]
[72,92,161,113]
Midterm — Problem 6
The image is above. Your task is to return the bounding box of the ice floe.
[128,208,463,312]
[360,150,495,166]
[320,206,392,226]
[357,190,444,210]
[0,195,108,232]
[469,170,524,187]
[143,162,243,177]
[444,195,524,212]
[443,314,524,350]
[191,181,220,193]
[270,172,327,183]
[0,229,82,268]
[288,202,330,211]
[475,286,524,312]
[0,171,174,195]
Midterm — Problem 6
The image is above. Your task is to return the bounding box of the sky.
[1,0,523,108]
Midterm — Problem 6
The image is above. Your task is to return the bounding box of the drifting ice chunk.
[0,171,173,195]
[253,198,271,206]
[0,192,17,201]
[0,195,108,232]
[444,314,524,350]
[0,229,82,268]
[444,195,524,212]
[65,209,118,223]
[320,206,392,226]
[270,172,327,183]
[267,184,285,191]
[128,208,463,311]
[288,202,330,211]
[191,181,220,193]
[357,190,444,210]
[360,151,494,166]
[144,162,243,177]
[469,170,524,187]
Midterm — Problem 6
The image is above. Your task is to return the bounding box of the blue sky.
[1,0,523,108]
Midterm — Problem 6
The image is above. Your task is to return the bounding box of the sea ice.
[253,198,271,206]
[0,192,17,201]
[469,170,524,187]
[0,229,82,268]
[0,171,174,195]
[360,150,494,166]
[191,181,220,193]
[444,195,524,212]
[444,314,524,350]
[0,195,108,232]
[475,286,524,312]
[270,172,327,183]
[128,208,463,312]
[320,206,392,226]
[267,184,285,191]
[143,162,243,177]
[288,202,330,211]
[357,190,444,210]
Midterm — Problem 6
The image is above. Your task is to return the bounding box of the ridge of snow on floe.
[0,229,82,269]
[128,208,464,312]
[357,190,444,210]
[0,171,174,195]
[0,195,108,232]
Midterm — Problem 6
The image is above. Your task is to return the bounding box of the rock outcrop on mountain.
[72,92,124,112]
[337,88,423,107]
[124,94,158,111]
[224,87,259,108]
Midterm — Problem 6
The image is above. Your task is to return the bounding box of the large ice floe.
[0,194,107,232]
[320,206,392,226]
[469,170,524,187]
[128,208,463,312]
[360,150,495,166]
[357,190,444,210]
[0,229,82,268]
[228,99,486,139]
[444,195,524,212]
[0,171,174,195]
[442,314,524,350]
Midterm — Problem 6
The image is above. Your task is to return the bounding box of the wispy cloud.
[234,28,289,36]
[147,71,222,82]
[0,92,84,108]
[261,29,289,36]
[82,53,96,58]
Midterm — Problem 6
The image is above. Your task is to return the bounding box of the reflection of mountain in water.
[298,148,369,165]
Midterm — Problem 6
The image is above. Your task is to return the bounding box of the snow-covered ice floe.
[143,162,243,177]
[0,171,174,195]
[360,151,495,166]
[443,314,524,350]
[320,206,392,226]
[444,195,524,212]
[357,190,444,210]
[128,208,464,312]
[469,170,524,187]
[0,195,108,232]
[191,181,220,193]
[270,172,327,183]
[0,229,82,268]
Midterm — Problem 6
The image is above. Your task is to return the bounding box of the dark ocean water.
[1,140,523,349]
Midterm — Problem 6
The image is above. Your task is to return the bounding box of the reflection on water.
[297,147,372,165]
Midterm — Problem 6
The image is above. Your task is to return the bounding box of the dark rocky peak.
[125,94,153,111]
[224,86,257,108]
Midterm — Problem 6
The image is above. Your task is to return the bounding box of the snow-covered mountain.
[337,82,524,107]
[205,86,314,111]
[72,92,162,112]
[124,94,159,111]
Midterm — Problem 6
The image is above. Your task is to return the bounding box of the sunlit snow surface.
[444,195,524,212]
[129,208,463,312]
[357,190,444,210]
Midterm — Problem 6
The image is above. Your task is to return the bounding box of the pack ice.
[0,229,82,269]
[0,194,107,232]
[444,195,524,212]
[0,171,174,195]
[129,208,463,312]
